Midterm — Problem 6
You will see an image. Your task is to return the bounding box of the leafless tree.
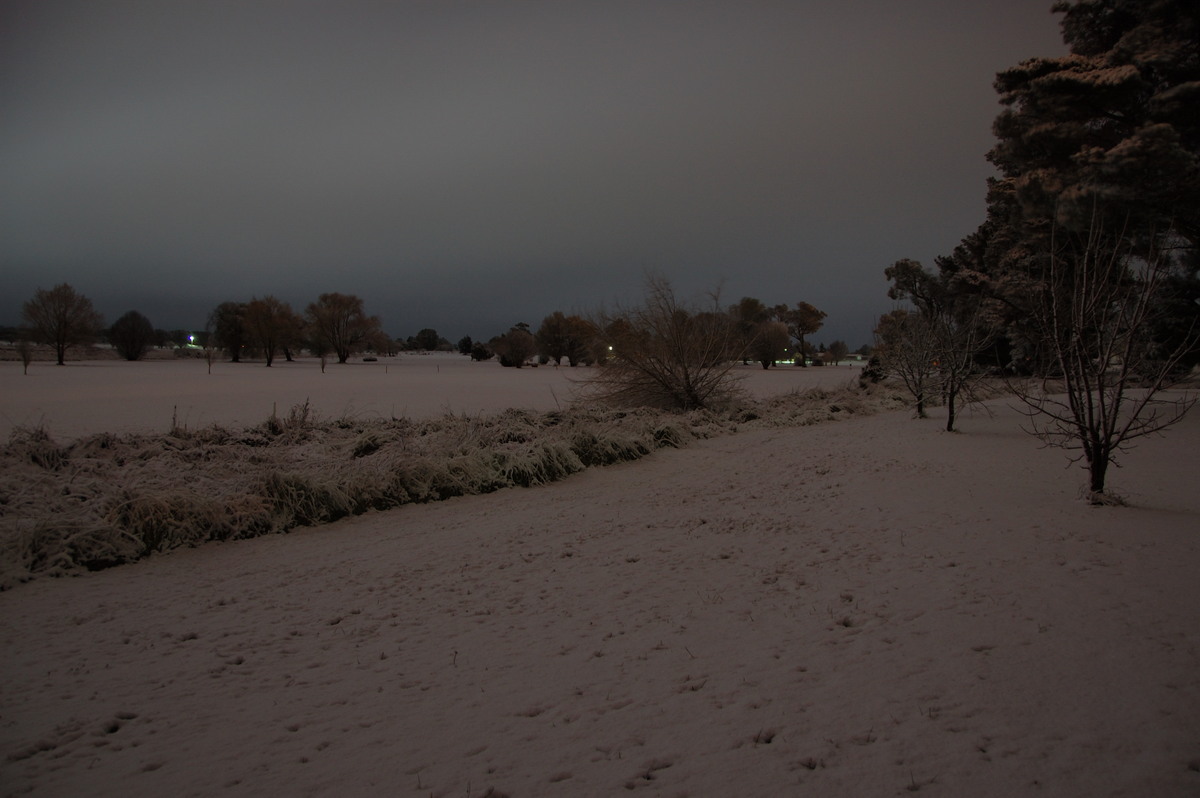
[1012,217,1196,503]
[306,293,384,364]
[245,295,300,367]
[20,283,104,365]
[583,276,744,410]
[17,340,33,375]
[886,258,999,432]
[874,309,940,419]
[827,340,849,366]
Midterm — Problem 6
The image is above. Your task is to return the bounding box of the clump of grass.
[261,471,354,528]
[107,490,230,554]
[7,425,68,471]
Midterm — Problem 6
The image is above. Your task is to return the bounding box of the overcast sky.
[1,1,1066,347]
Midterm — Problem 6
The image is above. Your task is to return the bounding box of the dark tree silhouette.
[245,296,300,366]
[491,325,537,367]
[208,302,249,362]
[109,310,155,361]
[21,283,104,365]
[535,312,596,366]
[782,302,826,367]
[305,293,384,364]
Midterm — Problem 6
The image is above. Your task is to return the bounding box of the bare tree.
[21,283,104,365]
[17,340,33,375]
[874,309,940,419]
[827,340,849,365]
[305,293,384,364]
[1013,217,1197,503]
[245,296,299,367]
[584,276,744,410]
[886,259,998,432]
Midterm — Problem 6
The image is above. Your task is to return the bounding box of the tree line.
[14,282,842,374]
[867,0,1199,501]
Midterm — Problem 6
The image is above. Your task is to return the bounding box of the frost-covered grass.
[0,383,908,588]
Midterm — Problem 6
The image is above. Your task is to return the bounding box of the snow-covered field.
[1,355,1197,796]
[0,352,861,440]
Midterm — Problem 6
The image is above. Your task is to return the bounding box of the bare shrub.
[584,276,745,411]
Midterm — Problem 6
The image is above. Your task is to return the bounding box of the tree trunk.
[1088,449,1109,499]
[945,386,957,432]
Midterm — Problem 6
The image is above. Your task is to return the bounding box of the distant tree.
[278,308,306,361]
[413,328,440,351]
[305,293,384,364]
[470,341,494,361]
[109,310,156,361]
[491,325,537,367]
[827,340,849,365]
[730,297,771,364]
[750,320,791,369]
[207,301,249,362]
[782,302,826,367]
[245,295,298,367]
[536,312,596,366]
[21,283,104,365]
[17,340,33,375]
[457,335,473,355]
[584,276,743,410]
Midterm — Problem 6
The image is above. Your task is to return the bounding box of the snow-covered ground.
[0,352,861,441]
[1,357,1197,796]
